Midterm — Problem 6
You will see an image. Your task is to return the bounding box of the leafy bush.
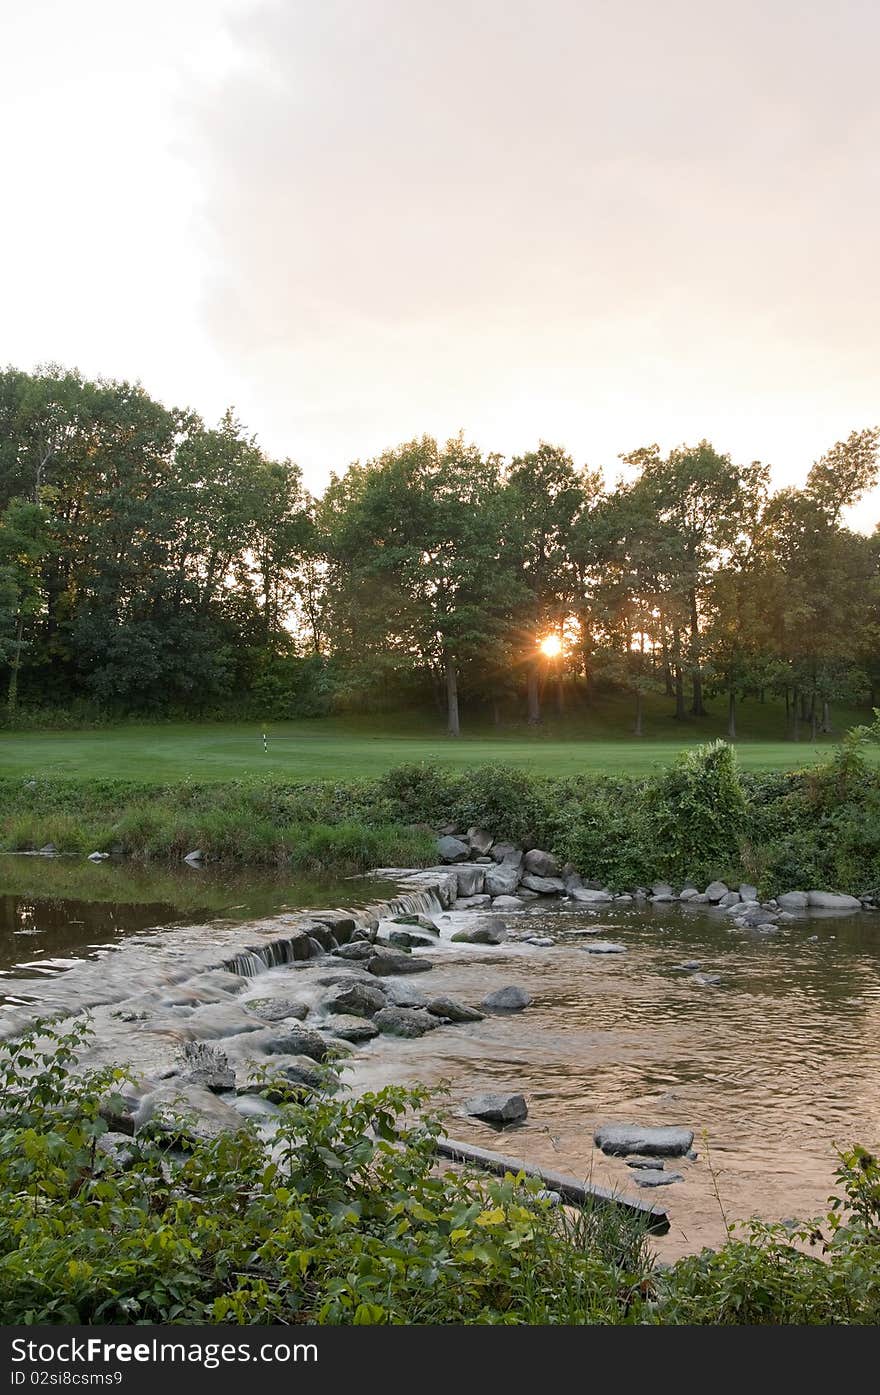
[648,740,747,883]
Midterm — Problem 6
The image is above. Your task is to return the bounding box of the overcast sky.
[3,0,879,524]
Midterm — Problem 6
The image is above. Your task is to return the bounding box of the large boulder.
[333,942,378,961]
[263,1024,334,1061]
[520,873,566,895]
[705,880,729,903]
[467,827,494,856]
[594,1124,694,1157]
[456,866,486,896]
[777,891,809,912]
[322,981,387,1018]
[738,884,759,902]
[491,843,523,868]
[373,1006,438,1038]
[454,894,493,909]
[484,863,520,897]
[570,887,613,904]
[523,849,559,878]
[367,947,434,976]
[245,996,310,1023]
[807,891,862,911]
[492,895,524,910]
[437,836,470,863]
[481,985,532,1013]
[322,1014,379,1043]
[426,996,484,1023]
[179,1042,236,1093]
[387,929,436,949]
[465,1092,528,1124]
[450,919,507,945]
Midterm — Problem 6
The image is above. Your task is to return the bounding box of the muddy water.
[1,853,879,1262]
[343,899,880,1260]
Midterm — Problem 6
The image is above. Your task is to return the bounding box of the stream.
[1,854,878,1262]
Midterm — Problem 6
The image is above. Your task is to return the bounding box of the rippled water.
[1,855,878,1260]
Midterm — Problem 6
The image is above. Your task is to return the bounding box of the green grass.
[0,693,873,783]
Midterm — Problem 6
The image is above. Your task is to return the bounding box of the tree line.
[1,364,878,735]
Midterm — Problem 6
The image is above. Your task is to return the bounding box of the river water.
[1,855,878,1261]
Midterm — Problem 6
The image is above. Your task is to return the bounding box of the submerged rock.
[634,1170,684,1188]
[387,929,436,949]
[465,1092,528,1124]
[594,1124,694,1157]
[581,941,626,954]
[480,985,532,1012]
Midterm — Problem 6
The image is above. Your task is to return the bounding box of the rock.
[807,891,862,911]
[179,1042,236,1093]
[689,893,710,904]
[476,856,493,865]
[450,919,508,945]
[183,849,204,865]
[678,888,699,902]
[524,936,554,947]
[437,836,470,863]
[95,1131,138,1169]
[87,851,110,862]
[309,912,359,941]
[380,980,429,1008]
[484,863,520,897]
[467,827,494,856]
[300,922,337,951]
[674,960,702,970]
[456,866,486,897]
[245,996,310,1023]
[367,947,434,976]
[523,848,559,878]
[563,867,583,891]
[387,929,436,949]
[581,941,626,954]
[691,972,722,986]
[718,891,741,907]
[613,894,633,904]
[492,895,525,910]
[777,911,797,923]
[481,985,532,1012]
[454,894,493,909]
[777,891,808,912]
[263,1024,333,1061]
[373,1006,438,1038]
[737,906,779,928]
[634,1170,684,1188]
[595,1124,694,1157]
[333,942,378,961]
[705,880,729,903]
[650,882,675,901]
[625,1157,665,1170]
[392,914,439,933]
[491,843,523,867]
[520,873,566,894]
[255,1056,332,1097]
[38,843,57,856]
[465,1092,528,1124]
[138,1082,244,1143]
[570,887,613,904]
[321,981,387,1017]
[739,884,758,902]
[426,996,484,1023]
[322,1014,379,1042]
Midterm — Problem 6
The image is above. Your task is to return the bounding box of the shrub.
[649,740,747,883]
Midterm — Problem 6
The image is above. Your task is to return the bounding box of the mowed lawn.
[0,702,872,783]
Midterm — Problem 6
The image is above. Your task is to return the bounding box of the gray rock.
[38,843,58,856]
[454,894,493,909]
[183,849,204,865]
[245,996,310,1023]
[467,827,494,856]
[481,985,532,1012]
[492,895,525,910]
[387,929,436,949]
[634,1170,684,1188]
[456,865,486,897]
[625,1157,665,1170]
[95,1131,138,1168]
[523,849,559,878]
[380,980,429,1008]
[138,1083,244,1142]
[322,981,387,1017]
[333,942,379,961]
[465,1092,528,1124]
[807,891,862,911]
[322,1013,379,1042]
[777,891,808,912]
[738,906,779,928]
[524,936,555,947]
[678,888,699,902]
[476,856,493,864]
[373,1006,438,1038]
[581,940,626,954]
[718,891,741,907]
[437,836,470,863]
[691,972,722,985]
[570,887,613,904]
[594,1124,694,1157]
[520,873,566,894]
[179,1042,236,1093]
[88,851,110,862]
[491,842,523,867]
[739,884,758,902]
[613,894,633,904]
[367,947,434,976]
[675,960,702,970]
[450,919,508,945]
[426,996,484,1023]
[263,1024,333,1061]
[705,880,729,903]
[484,863,520,897]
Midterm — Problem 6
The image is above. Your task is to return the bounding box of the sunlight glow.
[539,634,563,658]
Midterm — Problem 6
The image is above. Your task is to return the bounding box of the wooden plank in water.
[436,1137,670,1235]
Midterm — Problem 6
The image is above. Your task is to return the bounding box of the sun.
[539,634,563,658]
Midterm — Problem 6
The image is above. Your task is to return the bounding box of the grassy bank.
[1,734,879,893]
[2,1021,879,1325]
[0,694,874,783]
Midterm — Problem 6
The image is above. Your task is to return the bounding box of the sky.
[2,0,880,525]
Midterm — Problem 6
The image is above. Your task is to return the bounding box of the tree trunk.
[526,665,541,725]
[492,697,501,728]
[791,687,800,741]
[820,700,831,733]
[6,613,24,716]
[727,686,736,740]
[556,670,565,716]
[634,688,643,736]
[444,652,460,737]
[689,588,706,715]
[674,665,686,721]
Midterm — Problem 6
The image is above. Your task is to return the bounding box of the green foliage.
[649,740,747,883]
